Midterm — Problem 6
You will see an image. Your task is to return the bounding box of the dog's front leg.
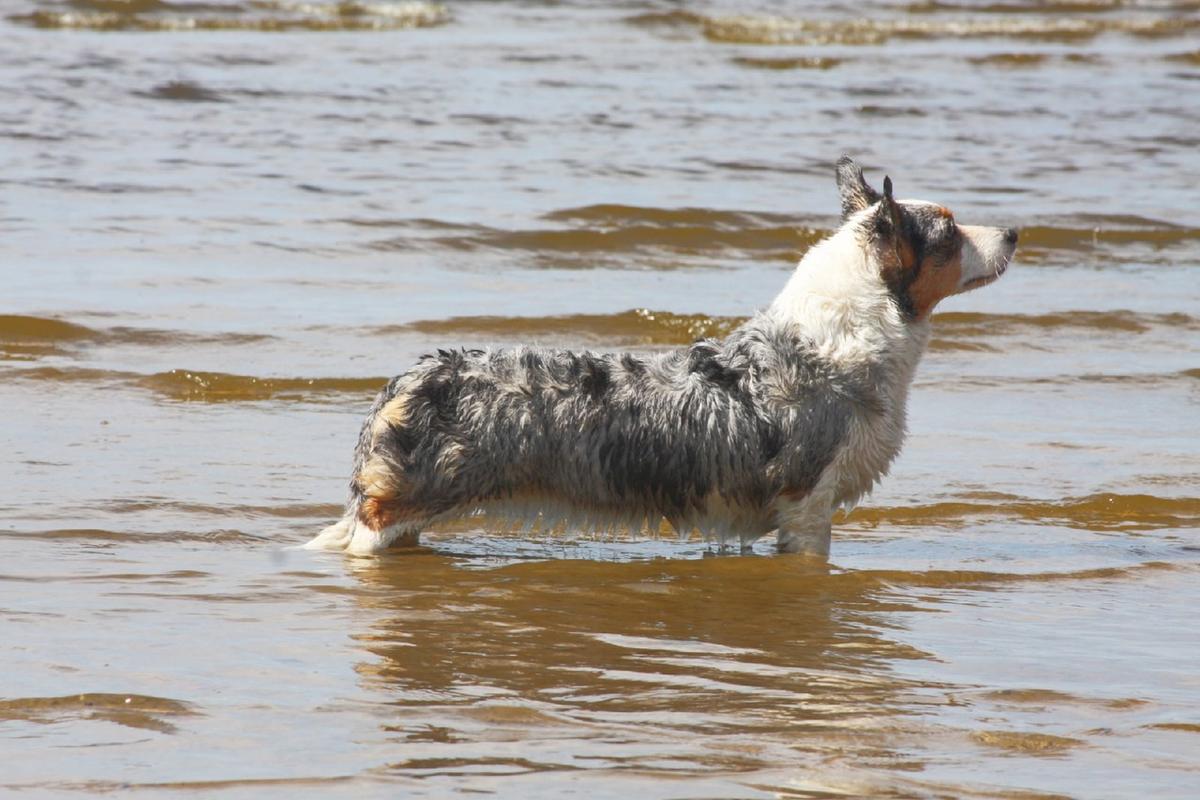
[773,489,834,559]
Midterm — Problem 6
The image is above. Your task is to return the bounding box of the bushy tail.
[303,378,396,551]
[302,515,356,550]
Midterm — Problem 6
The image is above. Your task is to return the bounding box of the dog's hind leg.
[773,488,834,559]
[776,517,831,558]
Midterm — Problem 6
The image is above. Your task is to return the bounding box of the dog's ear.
[872,175,907,246]
[880,175,903,232]
[835,156,881,220]
[874,174,918,277]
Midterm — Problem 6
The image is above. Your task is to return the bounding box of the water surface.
[1,0,1198,796]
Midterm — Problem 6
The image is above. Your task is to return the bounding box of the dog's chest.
[825,357,917,507]
[834,404,907,503]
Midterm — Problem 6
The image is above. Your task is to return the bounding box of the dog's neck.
[766,225,931,374]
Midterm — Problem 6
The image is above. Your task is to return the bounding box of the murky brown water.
[2,0,1199,796]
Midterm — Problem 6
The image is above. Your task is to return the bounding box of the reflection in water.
[345,550,940,784]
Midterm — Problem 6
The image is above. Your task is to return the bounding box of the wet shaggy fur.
[307,156,1017,557]
[350,320,864,536]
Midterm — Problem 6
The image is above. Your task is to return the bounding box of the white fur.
[960,224,1012,288]
[765,220,930,556]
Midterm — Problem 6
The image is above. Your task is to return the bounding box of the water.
[2,0,1198,796]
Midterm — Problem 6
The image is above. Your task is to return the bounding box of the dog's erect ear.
[835,156,881,220]
[880,175,902,231]
[874,174,916,273]
[873,175,907,246]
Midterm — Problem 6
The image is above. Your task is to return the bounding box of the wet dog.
[306,157,1016,557]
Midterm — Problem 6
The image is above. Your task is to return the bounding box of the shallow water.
[2,0,1199,796]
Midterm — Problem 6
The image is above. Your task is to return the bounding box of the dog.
[305,156,1017,558]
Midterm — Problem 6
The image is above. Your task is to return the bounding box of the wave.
[365,206,824,263]
[361,206,788,265]
[1,527,265,544]
[0,315,101,361]
[730,56,843,70]
[9,303,1188,356]
[3,366,386,401]
[135,80,226,103]
[1020,220,1200,251]
[0,693,196,735]
[351,208,1196,266]
[9,0,449,32]
[1167,49,1200,64]
[967,52,1051,67]
[690,14,1200,46]
[3,306,1192,400]
[935,309,1200,335]
[137,369,386,401]
[843,492,1200,532]
[906,0,1200,14]
[0,315,272,360]
[391,309,742,346]
[0,314,95,342]
[95,498,343,519]
[391,307,1196,348]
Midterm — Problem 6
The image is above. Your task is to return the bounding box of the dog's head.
[835,156,1016,321]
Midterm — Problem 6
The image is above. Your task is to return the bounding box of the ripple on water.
[971,729,1086,755]
[730,55,844,70]
[8,0,451,32]
[844,493,1200,533]
[345,208,1197,268]
[0,366,389,402]
[135,80,226,103]
[693,14,1200,46]
[354,205,824,266]
[0,693,197,735]
[390,308,742,347]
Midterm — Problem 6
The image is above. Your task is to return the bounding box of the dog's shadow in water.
[338,543,933,774]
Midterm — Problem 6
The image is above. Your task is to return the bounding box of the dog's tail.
[303,514,356,550]
[302,378,398,551]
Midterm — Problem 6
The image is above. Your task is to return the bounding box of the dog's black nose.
[1004,227,1019,245]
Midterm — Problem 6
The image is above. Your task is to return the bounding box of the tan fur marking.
[359,496,401,531]
[935,205,953,219]
[371,394,409,438]
[908,251,964,320]
[357,456,401,498]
